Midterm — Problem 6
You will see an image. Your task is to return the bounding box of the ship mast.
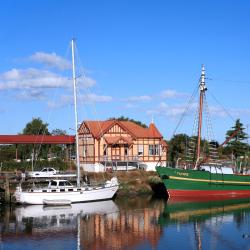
[71,39,81,187]
[196,65,207,165]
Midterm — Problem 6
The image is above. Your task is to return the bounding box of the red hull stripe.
[168,189,250,199]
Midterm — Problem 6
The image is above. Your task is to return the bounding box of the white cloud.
[0,68,96,91]
[124,103,138,109]
[79,93,113,103]
[202,105,250,118]
[0,68,68,90]
[127,95,152,102]
[228,108,250,118]
[123,90,187,104]
[147,100,250,122]
[160,89,188,99]
[48,93,113,108]
[17,89,45,100]
[146,101,197,118]
[30,52,71,71]
[77,76,96,89]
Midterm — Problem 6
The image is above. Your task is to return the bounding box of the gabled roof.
[79,120,163,139]
[104,136,133,145]
[79,120,114,138]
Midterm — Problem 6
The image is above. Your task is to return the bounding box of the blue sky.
[0,0,250,142]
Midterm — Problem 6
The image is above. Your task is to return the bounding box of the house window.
[155,145,160,155]
[103,144,107,156]
[83,145,87,157]
[124,145,129,156]
[138,145,144,156]
[148,145,160,156]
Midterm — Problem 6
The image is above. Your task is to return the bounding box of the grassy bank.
[85,170,164,196]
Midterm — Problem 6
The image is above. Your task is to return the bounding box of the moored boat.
[14,40,119,204]
[15,178,119,205]
[156,66,250,199]
[156,166,250,198]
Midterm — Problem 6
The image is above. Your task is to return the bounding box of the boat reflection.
[158,197,250,250]
[159,197,250,224]
[15,200,119,224]
[0,196,166,250]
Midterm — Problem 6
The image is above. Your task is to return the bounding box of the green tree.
[19,117,50,161]
[0,145,17,162]
[108,116,148,128]
[51,129,67,136]
[168,134,189,163]
[224,119,248,159]
[50,129,68,159]
[23,117,50,135]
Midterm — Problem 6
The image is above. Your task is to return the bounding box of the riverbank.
[82,170,166,197]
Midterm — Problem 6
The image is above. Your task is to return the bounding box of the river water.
[1,195,250,250]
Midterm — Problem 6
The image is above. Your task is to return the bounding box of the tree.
[23,117,50,135]
[168,134,189,163]
[108,116,148,128]
[224,119,248,159]
[50,129,68,159]
[0,145,17,162]
[51,129,67,136]
[19,118,50,161]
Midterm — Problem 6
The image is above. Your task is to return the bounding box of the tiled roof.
[104,136,133,145]
[81,120,114,138]
[79,120,163,139]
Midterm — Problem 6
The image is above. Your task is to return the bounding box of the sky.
[0,0,250,143]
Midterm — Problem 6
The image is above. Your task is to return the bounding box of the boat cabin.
[48,180,73,188]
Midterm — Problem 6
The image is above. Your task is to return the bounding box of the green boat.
[156,166,250,198]
[156,66,250,199]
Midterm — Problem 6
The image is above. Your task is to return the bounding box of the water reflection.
[158,197,250,250]
[1,196,250,250]
[0,196,165,250]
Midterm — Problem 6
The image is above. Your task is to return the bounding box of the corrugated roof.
[79,120,163,139]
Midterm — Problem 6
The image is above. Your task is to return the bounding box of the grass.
[84,170,158,196]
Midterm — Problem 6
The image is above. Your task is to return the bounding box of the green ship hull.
[156,166,250,199]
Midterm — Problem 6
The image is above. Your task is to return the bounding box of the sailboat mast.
[196,65,207,162]
[71,39,81,187]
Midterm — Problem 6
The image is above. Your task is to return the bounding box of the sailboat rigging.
[14,40,119,205]
[156,65,250,199]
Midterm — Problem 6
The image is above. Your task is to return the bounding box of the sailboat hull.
[15,185,119,205]
[156,166,250,199]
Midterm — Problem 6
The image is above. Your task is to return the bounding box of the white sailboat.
[14,40,119,205]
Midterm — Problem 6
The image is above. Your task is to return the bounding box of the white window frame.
[138,144,144,156]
